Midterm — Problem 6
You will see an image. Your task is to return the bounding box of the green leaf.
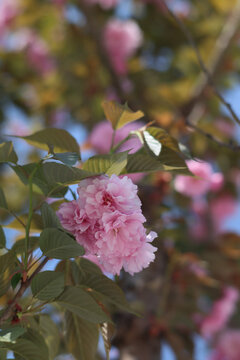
[0,338,47,360]
[43,162,97,185]
[52,152,80,166]
[39,228,85,259]
[56,286,109,323]
[124,148,190,175]
[11,164,68,198]
[0,326,26,343]
[142,127,181,154]
[20,329,49,360]
[11,273,22,290]
[12,128,80,155]
[0,252,16,297]
[102,100,144,130]
[31,271,64,301]
[12,237,39,255]
[0,226,6,249]
[0,141,18,163]
[0,188,8,210]
[40,203,61,229]
[0,349,7,359]
[39,315,60,359]
[65,311,99,360]
[4,214,43,232]
[82,151,128,176]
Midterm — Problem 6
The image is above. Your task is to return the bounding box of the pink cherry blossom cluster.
[200,287,239,339]
[209,330,240,360]
[57,175,157,275]
[103,19,143,75]
[86,0,119,9]
[0,0,20,37]
[174,160,224,197]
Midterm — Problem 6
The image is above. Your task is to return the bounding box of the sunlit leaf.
[82,151,128,176]
[12,128,80,155]
[102,100,144,129]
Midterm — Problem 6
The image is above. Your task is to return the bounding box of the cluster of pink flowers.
[174,160,224,198]
[0,0,20,37]
[103,19,143,75]
[200,287,239,339]
[14,29,55,75]
[57,175,157,275]
[209,330,240,360]
[86,0,119,9]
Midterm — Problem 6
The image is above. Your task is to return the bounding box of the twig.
[0,257,49,326]
[163,0,240,126]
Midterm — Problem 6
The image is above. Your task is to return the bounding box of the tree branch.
[163,0,240,126]
[0,257,49,326]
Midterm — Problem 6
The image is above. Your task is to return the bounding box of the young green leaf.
[0,141,18,164]
[82,151,128,176]
[12,128,80,155]
[102,100,144,129]
[0,226,6,249]
[40,203,61,229]
[31,271,64,301]
[142,127,181,154]
[65,311,99,360]
[39,228,85,259]
[11,273,22,290]
[0,252,16,297]
[56,286,109,323]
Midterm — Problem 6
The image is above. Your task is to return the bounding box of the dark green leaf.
[12,128,80,155]
[52,152,80,166]
[0,226,6,249]
[65,311,99,360]
[43,162,97,185]
[31,271,64,301]
[0,338,47,360]
[143,127,181,153]
[39,228,85,259]
[40,203,61,229]
[0,142,18,163]
[11,273,22,290]
[0,188,8,210]
[82,151,128,176]
[56,286,109,323]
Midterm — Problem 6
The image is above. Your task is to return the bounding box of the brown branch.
[163,0,240,126]
[0,257,49,326]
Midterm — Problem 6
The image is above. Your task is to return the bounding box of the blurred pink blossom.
[200,287,239,339]
[13,29,55,75]
[174,160,224,197]
[209,330,240,360]
[0,0,20,36]
[210,195,238,233]
[57,175,157,275]
[103,19,143,75]
[86,0,119,9]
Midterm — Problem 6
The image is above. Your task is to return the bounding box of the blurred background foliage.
[1,0,240,359]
